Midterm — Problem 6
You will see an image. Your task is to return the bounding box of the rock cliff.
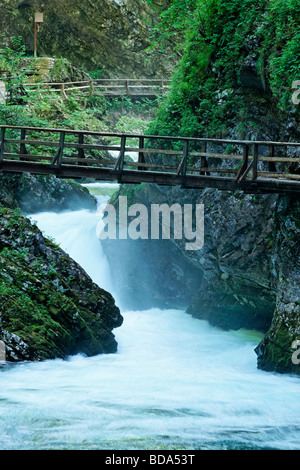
[101,183,300,375]
[101,0,299,375]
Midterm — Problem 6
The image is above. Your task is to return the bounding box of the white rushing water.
[0,183,300,450]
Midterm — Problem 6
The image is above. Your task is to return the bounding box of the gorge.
[0,182,299,451]
[0,0,299,451]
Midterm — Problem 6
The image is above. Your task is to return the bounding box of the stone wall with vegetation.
[147,0,299,141]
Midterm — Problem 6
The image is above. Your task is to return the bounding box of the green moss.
[0,207,121,361]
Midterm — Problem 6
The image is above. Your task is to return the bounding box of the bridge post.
[61,84,67,100]
[0,127,5,166]
[20,128,28,160]
[89,80,95,95]
[51,131,65,167]
[177,140,189,177]
[78,133,86,164]
[114,135,126,172]
[236,143,249,181]
[200,141,210,175]
[252,143,258,180]
[138,136,146,171]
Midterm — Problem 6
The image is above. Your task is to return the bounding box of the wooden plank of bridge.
[20,128,28,161]
[236,143,249,182]
[252,143,258,180]
[2,158,299,193]
[138,136,147,171]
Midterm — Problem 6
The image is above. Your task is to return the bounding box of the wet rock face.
[183,189,278,332]
[0,173,97,213]
[254,196,300,374]
[102,183,300,375]
[0,207,123,361]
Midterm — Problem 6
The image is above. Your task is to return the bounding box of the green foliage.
[149,0,198,57]
[0,0,164,77]
[115,115,151,134]
[148,0,300,139]
[0,36,29,104]
[88,68,104,79]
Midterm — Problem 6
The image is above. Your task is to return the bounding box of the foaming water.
[0,183,299,450]
[29,192,117,301]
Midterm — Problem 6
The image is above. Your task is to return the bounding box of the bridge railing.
[0,125,299,192]
[25,78,171,99]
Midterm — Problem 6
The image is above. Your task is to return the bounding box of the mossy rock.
[0,206,123,361]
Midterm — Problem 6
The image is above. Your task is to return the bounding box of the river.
[0,183,299,450]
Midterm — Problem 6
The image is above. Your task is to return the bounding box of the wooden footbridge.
[0,124,300,194]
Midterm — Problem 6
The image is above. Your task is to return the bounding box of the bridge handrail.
[0,125,300,147]
[0,124,299,192]
[0,124,300,147]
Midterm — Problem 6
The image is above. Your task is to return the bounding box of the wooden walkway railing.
[0,125,299,193]
[25,79,171,99]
